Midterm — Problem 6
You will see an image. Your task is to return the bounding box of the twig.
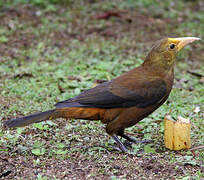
[190,145,204,151]
[187,70,204,78]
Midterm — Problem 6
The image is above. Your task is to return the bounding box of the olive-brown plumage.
[4,37,200,152]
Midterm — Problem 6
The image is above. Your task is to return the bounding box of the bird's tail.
[4,109,57,128]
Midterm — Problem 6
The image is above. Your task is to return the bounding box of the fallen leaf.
[193,106,200,113]
[13,73,33,79]
[67,76,81,82]
[58,83,65,93]
[93,10,124,20]
[199,77,204,84]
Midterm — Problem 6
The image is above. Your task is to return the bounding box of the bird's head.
[144,37,200,74]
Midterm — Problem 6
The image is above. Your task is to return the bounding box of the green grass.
[0,0,203,179]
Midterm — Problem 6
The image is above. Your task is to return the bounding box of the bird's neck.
[142,54,175,76]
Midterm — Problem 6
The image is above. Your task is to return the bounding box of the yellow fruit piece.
[164,115,191,150]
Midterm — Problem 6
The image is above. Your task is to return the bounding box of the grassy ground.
[0,0,203,179]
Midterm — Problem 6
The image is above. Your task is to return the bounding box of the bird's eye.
[170,44,175,49]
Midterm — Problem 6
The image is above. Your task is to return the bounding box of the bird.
[4,37,200,152]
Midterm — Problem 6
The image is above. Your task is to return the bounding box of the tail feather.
[4,109,56,128]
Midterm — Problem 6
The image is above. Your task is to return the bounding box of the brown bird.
[4,37,200,152]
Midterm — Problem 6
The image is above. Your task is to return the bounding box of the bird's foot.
[119,133,152,144]
[126,138,153,144]
[111,146,128,152]
[112,135,128,153]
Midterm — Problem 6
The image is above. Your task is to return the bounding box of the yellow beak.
[169,37,201,51]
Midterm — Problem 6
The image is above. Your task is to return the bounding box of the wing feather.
[55,79,167,109]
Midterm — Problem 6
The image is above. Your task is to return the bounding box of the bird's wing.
[55,78,167,109]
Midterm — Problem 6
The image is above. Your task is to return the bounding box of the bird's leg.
[112,135,128,152]
[118,129,152,144]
